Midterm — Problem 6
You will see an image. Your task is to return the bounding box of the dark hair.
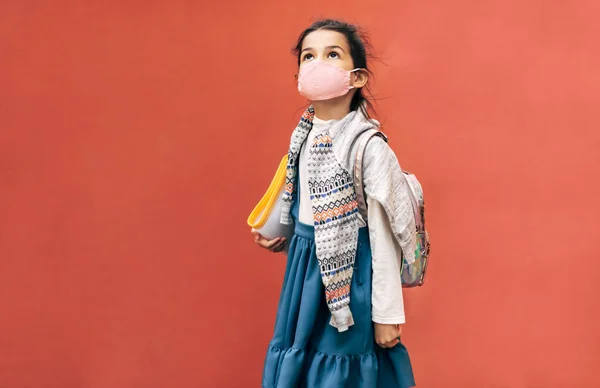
[292,19,376,120]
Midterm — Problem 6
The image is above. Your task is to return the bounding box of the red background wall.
[1,1,599,387]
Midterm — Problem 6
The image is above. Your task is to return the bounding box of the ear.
[351,69,368,89]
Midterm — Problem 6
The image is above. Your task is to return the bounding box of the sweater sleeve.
[362,136,418,265]
[367,196,406,325]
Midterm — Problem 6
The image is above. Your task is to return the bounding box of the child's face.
[299,30,355,72]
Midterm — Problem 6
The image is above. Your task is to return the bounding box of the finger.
[376,335,400,348]
[274,242,288,252]
[264,238,282,249]
[256,237,275,248]
[265,237,285,249]
[271,245,285,253]
[255,236,272,248]
[383,338,400,348]
[270,239,288,252]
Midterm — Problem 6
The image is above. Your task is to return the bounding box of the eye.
[328,51,340,59]
[302,53,314,61]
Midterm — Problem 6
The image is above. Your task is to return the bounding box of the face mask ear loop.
[348,68,363,90]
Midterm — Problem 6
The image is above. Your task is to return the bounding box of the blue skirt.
[262,220,416,388]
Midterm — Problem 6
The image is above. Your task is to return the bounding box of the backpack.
[353,130,431,287]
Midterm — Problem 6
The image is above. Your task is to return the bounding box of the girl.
[253,19,418,388]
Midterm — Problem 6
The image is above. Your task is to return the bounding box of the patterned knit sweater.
[281,107,417,332]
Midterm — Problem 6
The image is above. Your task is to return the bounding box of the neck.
[312,95,353,121]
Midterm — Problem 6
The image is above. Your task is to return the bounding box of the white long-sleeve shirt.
[298,117,406,325]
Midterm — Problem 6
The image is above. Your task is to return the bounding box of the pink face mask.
[297,60,361,101]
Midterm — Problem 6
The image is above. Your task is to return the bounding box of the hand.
[251,229,287,253]
[374,323,402,348]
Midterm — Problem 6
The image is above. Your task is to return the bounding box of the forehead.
[301,29,350,51]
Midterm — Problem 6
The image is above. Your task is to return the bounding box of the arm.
[361,135,414,347]
[368,196,406,325]
[367,197,405,348]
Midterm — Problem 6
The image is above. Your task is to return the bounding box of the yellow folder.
[247,155,294,240]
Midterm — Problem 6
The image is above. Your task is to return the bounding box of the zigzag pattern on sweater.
[308,173,355,199]
[309,125,359,320]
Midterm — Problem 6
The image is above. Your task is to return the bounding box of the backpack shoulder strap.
[354,130,388,222]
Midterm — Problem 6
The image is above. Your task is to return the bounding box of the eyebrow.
[301,45,346,53]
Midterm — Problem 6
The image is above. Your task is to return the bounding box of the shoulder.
[364,132,398,164]
[361,131,403,188]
